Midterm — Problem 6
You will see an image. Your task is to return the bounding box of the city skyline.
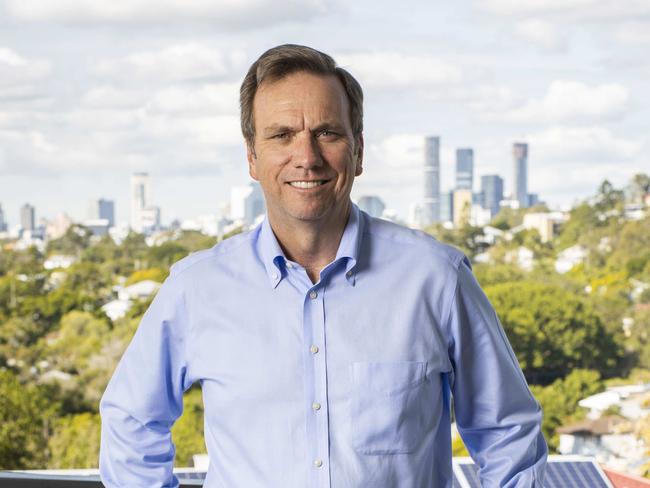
[1,1,648,223]
[0,136,539,231]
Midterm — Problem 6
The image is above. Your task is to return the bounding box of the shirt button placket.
[305,286,330,487]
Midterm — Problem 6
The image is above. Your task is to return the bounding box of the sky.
[0,0,649,226]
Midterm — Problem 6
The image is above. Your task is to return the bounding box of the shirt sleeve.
[447,256,548,487]
[99,275,193,488]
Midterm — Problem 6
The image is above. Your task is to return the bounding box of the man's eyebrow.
[261,124,293,136]
[311,122,346,133]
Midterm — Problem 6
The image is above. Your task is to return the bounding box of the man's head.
[240,44,363,154]
[240,44,365,228]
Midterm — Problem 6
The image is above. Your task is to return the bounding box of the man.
[100,44,547,487]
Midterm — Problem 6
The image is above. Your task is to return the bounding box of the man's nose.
[292,133,322,169]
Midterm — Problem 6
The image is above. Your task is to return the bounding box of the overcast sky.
[1,0,649,225]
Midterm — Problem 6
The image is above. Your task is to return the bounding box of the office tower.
[453,190,473,228]
[0,203,7,232]
[439,191,453,223]
[481,175,504,218]
[20,203,35,231]
[455,148,474,190]
[513,142,528,209]
[98,199,115,227]
[357,195,386,218]
[130,173,150,232]
[140,207,162,234]
[528,193,539,207]
[423,136,440,226]
[230,182,265,226]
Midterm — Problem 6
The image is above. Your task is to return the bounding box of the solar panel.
[4,456,615,487]
[452,455,614,488]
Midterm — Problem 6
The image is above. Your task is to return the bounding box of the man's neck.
[268,203,351,284]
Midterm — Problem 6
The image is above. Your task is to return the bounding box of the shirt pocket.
[350,360,428,455]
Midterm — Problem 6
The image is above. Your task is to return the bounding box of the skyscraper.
[455,148,474,190]
[481,174,504,218]
[513,142,528,209]
[130,173,150,232]
[20,203,35,231]
[439,191,453,223]
[423,136,440,226]
[98,199,115,227]
[230,182,265,226]
[0,203,7,232]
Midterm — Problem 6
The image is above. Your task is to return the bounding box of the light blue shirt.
[99,203,547,487]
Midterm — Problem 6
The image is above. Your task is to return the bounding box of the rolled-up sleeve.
[99,275,193,487]
[447,257,547,487]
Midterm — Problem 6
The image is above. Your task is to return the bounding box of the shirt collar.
[257,202,363,289]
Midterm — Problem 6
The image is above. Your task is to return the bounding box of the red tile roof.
[603,467,650,488]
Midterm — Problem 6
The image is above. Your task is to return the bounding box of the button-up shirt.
[99,203,547,487]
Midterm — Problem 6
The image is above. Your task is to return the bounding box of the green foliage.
[46,311,111,373]
[172,387,207,467]
[485,281,623,383]
[147,242,189,270]
[530,369,603,452]
[124,268,167,286]
[0,369,60,469]
[45,225,93,257]
[473,264,526,287]
[427,223,485,258]
[451,433,469,457]
[48,412,101,469]
[626,306,650,369]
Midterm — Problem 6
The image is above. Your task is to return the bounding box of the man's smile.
[286,179,331,189]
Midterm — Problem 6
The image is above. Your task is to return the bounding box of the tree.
[530,369,603,451]
[627,306,650,369]
[628,173,650,203]
[124,268,167,286]
[172,387,207,467]
[48,412,101,468]
[485,281,623,383]
[595,179,625,214]
[45,225,93,257]
[0,370,59,468]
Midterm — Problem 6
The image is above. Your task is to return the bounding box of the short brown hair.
[240,44,363,149]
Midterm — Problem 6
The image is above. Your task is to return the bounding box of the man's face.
[247,71,363,228]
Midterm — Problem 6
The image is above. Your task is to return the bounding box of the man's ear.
[355,134,364,177]
[247,143,258,180]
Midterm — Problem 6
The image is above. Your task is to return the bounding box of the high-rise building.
[513,142,528,209]
[131,173,151,233]
[230,182,265,226]
[140,207,162,234]
[481,175,504,218]
[98,199,115,227]
[20,203,35,231]
[0,203,7,232]
[423,136,440,226]
[455,148,474,190]
[357,195,386,218]
[440,191,453,223]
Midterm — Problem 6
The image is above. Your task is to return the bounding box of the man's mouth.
[287,180,329,189]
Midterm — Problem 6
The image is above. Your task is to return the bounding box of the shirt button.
[312,402,321,411]
[314,459,323,468]
[286,262,293,269]
[271,272,278,280]
[346,271,353,278]
[310,344,319,354]
[309,290,318,299]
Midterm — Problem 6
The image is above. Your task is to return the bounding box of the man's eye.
[273,133,288,139]
[318,130,336,137]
